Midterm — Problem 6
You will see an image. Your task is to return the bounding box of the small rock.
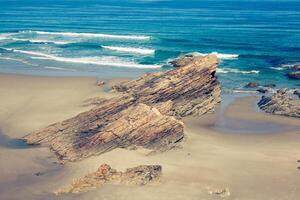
[294,89,300,98]
[96,80,106,86]
[209,188,231,198]
[245,82,258,88]
[257,88,268,93]
[35,172,44,176]
[287,71,300,80]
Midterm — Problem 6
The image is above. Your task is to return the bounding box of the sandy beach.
[0,73,299,200]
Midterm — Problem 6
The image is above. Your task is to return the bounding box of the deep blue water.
[0,0,299,90]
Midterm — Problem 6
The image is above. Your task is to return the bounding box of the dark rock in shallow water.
[23,55,221,162]
[257,88,269,93]
[287,71,300,80]
[245,82,258,88]
[258,90,300,118]
[294,89,300,98]
[55,164,162,194]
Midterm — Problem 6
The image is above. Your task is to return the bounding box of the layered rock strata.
[23,54,221,162]
[258,90,300,118]
[55,164,162,194]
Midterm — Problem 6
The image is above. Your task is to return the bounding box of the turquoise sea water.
[0,0,299,91]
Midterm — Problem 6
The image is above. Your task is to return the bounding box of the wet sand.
[0,73,299,200]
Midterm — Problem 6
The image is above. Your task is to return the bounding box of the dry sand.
[0,73,299,200]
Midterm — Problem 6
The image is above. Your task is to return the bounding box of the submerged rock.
[55,164,162,194]
[287,71,300,80]
[245,82,258,88]
[258,90,300,118]
[23,54,221,162]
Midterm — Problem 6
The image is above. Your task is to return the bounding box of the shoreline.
[0,72,299,200]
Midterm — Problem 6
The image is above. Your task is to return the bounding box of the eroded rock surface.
[23,54,221,162]
[55,164,162,194]
[258,90,300,118]
[113,54,221,117]
[287,71,300,80]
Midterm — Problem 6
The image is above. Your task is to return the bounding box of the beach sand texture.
[0,73,299,200]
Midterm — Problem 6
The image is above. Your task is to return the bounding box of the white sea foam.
[102,45,155,55]
[217,68,260,74]
[5,48,160,69]
[12,38,69,45]
[192,52,239,60]
[21,30,150,40]
[270,67,285,71]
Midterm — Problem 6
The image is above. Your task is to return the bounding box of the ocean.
[0,0,299,91]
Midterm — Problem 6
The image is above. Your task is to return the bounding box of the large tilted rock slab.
[113,55,221,117]
[24,102,184,161]
[23,54,221,162]
[55,164,162,195]
[258,90,300,118]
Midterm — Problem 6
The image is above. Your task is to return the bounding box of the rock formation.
[23,54,221,162]
[113,54,221,117]
[55,164,162,194]
[258,90,300,118]
[287,71,300,80]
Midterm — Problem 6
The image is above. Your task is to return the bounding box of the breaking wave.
[3,48,161,69]
[102,46,155,55]
[20,30,150,40]
[192,52,239,60]
[217,68,260,74]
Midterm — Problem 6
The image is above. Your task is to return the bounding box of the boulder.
[258,90,300,118]
[55,164,162,194]
[23,54,221,162]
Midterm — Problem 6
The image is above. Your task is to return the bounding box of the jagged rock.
[55,164,162,194]
[113,54,221,117]
[23,54,220,162]
[24,102,184,161]
[258,90,300,118]
[96,80,106,86]
[169,54,196,67]
[287,71,300,80]
[245,82,258,88]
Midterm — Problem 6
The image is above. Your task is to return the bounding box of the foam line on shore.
[2,48,161,69]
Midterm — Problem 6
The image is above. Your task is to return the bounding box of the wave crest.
[3,48,160,69]
[192,52,239,60]
[102,46,155,55]
[20,30,150,41]
[217,68,259,74]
